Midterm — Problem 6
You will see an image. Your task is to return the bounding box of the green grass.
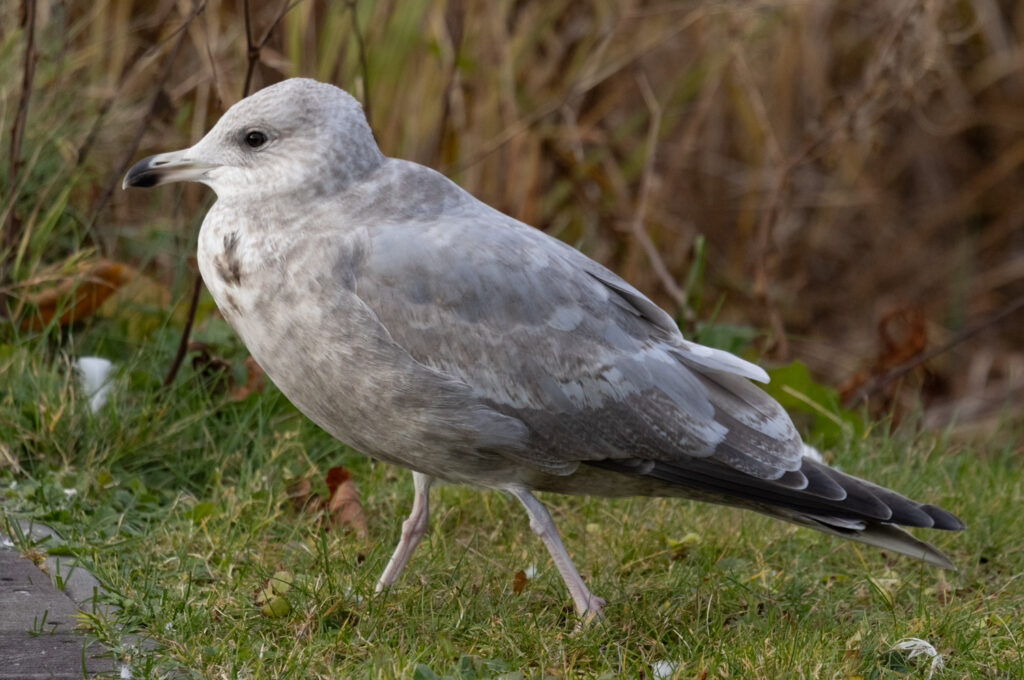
[1,319,1022,679]
[2,4,1023,674]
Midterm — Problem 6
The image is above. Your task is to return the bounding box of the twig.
[346,0,371,126]
[3,0,37,273]
[164,0,297,388]
[847,294,1024,405]
[242,0,295,98]
[242,0,258,96]
[163,273,204,387]
[629,70,687,316]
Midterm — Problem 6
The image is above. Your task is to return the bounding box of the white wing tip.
[681,341,769,383]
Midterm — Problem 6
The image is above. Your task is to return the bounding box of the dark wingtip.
[921,504,966,531]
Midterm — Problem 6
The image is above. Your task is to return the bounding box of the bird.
[124,78,963,619]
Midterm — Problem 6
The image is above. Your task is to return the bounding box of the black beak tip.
[123,156,159,189]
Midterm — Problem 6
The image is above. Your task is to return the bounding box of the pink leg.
[509,486,606,620]
[376,472,432,591]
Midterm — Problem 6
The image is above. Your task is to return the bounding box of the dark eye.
[244,130,268,148]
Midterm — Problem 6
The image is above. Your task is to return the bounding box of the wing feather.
[345,161,800,480]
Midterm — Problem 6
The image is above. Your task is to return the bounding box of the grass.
[2,321,1023,678]
[2,1,1024,677]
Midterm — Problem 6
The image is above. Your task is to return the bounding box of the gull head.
[123,78,383,199]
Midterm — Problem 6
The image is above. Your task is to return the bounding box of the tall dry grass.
[2,0,1023,430]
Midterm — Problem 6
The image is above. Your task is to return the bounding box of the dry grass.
[4,0,1023,430]
[2,3,1024,677]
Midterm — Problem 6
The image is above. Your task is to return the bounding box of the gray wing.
[347,163,801,481]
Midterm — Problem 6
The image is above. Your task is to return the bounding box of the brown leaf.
[877,307,927,370]
[188,342,232,391]
[512,569,528,595]
[188,345,265,399]
[326,466,367,539]
[17,257,136,330]
[838,306,929,407]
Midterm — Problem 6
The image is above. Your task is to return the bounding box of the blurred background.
[2,0,1023,442]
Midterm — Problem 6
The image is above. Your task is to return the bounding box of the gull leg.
[376,471,432,592]
[509,486,606,620]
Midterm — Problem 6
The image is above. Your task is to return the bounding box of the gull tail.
[591,453,965,569]
[779,511,958,570]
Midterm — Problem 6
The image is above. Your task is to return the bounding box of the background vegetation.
[1,0,1023,678]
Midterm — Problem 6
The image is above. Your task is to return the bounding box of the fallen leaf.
[15,257,137,330]
[326,466,367,538]
[512,569,528,594]
[188,343,265,400]
[189,341,232,390]
[839,306,929,408]
[878,308,928,371]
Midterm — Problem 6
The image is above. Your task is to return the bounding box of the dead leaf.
[188,345,265,400]
[16,257,136,330]
[189,341,232,390]
[326,466,367,539]
[877,307,927,370]
[512,569,528,594]
[839,305,929,405]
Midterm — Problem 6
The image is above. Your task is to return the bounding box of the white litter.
[74,357,114,413]
[894,637,944,679]
[651,659,678,680]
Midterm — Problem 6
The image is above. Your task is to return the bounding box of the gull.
[124,78,963,619]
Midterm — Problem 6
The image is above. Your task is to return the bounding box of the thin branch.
[847,294,1024,405]
[3,0,38,273]
[629,70,687,317]
[242,0,295,98]
[258,0,301,46]
[165,0,298,388]
[242,0,258,97]
[163,272,205,387]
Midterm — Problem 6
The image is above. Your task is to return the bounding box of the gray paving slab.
[0,541,117,678]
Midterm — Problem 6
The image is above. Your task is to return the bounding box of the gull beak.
[122,149,215,189]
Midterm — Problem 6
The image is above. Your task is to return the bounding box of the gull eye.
[244,130,268,148]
